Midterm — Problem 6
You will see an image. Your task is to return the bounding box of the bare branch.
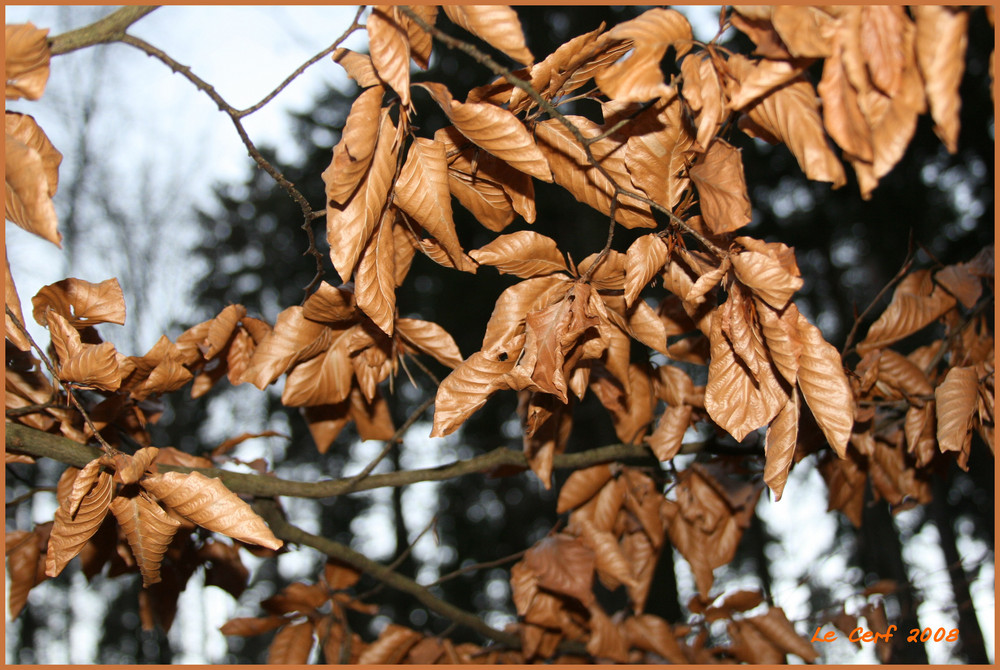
[48,6,159,56]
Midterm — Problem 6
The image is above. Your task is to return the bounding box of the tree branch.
[252,498,522,648]
[5,422,656,499]
[48,6,159,56]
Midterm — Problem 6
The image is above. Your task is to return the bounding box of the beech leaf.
[442,6,533,66]
[396,318,464,369]
[358,624,422,664]
[936,366,979,453]
[624,234,669,307]
[795,310,853,457]
[6,112,62,246]
[109,492,182,587]
[45,471,113,578]
[31,277,126,328]
[689,139,752,235]
[141,471,283,550]
[470,230,568,279]
[267,620,315,665]
[353,210,397,336]
[764,389,799,500]
[331,48,380,88]
[5,23,51,100]
[420,81,551,181]
[913,6,967,153]
[595,8,692,102]
[367,6,411,107]
[240,306,332,389]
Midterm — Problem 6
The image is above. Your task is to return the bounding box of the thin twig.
[236,6,366,118]
[5,307,116,455]
[427,548,528,587]
[841,250,915,356]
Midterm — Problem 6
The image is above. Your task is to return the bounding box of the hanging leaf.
[396,318,464,369]
[393,138,476,272]
[936,366,979,453]
[625,614,688,664]
[795,311,853,457]
[481,274,572,350]
[5,112,62,246]
[764,389,800,500]
[624,234,669,307]
[556,464,614,513]
[594,8,692,102]
[327,109,397,282]
[420,81,551,181]
[646,404,692,462]
[282,329,355,407]
[109,492,182,587]
[354,210,397,336]
[442,5,533,66]
[625,96,696,211]
[5,23,51,100]
[331,48,380,88]
[358,624,422,664]
[267,620,315,665]
[367,6,411,107]
[431,336,524,437]
[141,471,283,550]
[731,237,804,310]
[45,471,113,578]
[470,231,568,279]
[858,270,956,353]
[913,6,967,153]
[689,139,752,234]
[323,86,384,206]
[31,277,126,328]
[403,5,437,69]
[535,116,656,229]
[240,306,332,389]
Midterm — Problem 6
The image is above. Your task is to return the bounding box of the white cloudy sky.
[4,5,992,665]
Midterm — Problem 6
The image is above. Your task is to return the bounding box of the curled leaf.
[45,471,113,578]
[443,5,533,66]
[110,492,181,586]
[6,112,62,246]
[141,471,283,550]
[31,277,126,328]
[5,23,51,100]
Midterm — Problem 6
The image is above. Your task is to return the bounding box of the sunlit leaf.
[240,306,332,389]
[442,5,533,66]
[470,230,567,279]
[936,366,979,453]
[45,471,113,578]
[689,139,752,235]
[6,112,62,246]
[420,81,551,181]
[327,108,397,282]
[5,23,51,100]
[795,310,852,457]
[624,234,668,307]
[110,491,182,587]
[367,6,411,107]
[141,471,283,550]
[331,48,380,88]
[595,8,692,102]
[913,6,968,153]
[354,210,397,335]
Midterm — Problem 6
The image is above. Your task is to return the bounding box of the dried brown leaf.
[624,234,669,307]
[431,335,523,437]
[535,116,655,229]
[523,534,595,605]
[913,6,968,153]
[936,366,979,453]
[421,81,550,181]
[6,23,51,100]
[282,330,354,407]
[443,5,533,66]
[764,389,799,500]
[6,112,62,246]
[733,55,846,188]
[31,277,125,328]
[331,48,380,88]
[109,492,181,587]
[358,623,422,664]
[267,620,315,665]
[396,318,464,368]
[354,210,397,336]
[689,139,752,235]
[367,7,410,107]
[141,471,283,550]
[393,138,475,272]
[481,274,571,350]
[557,464,614,513]
[795,310,853,457]
[595,8,692,102]
[45,471,113,578]
[5,253,31,350]
[323,86,384,206]
[858,270,957,353]
[326,108,396,281]
[731,237,804,310]
[626,614,688,664]
[647,404,692,462]
[220,615,288,637]
[625,96,695,212]
[240,306,332,389]
[747,606,819,662]
[470,230,568,279]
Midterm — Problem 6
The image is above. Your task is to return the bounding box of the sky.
[4,5,994,664]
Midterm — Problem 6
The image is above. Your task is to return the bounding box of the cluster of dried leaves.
[5,5,994,664]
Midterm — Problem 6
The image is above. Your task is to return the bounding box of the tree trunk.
[931,476,989,663]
